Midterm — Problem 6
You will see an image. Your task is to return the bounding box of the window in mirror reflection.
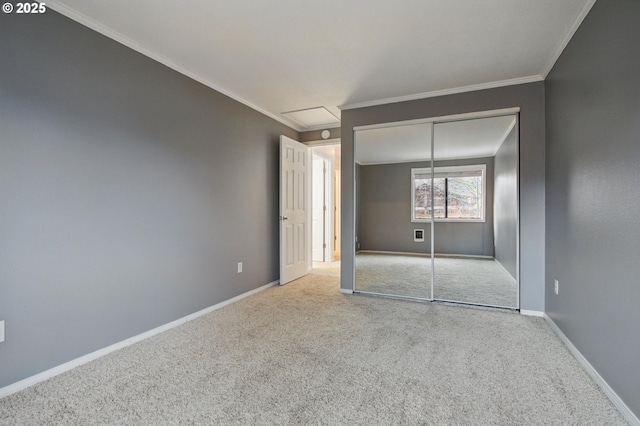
[411,164,485,222]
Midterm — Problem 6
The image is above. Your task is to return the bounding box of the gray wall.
[300,127,341,143]
[341,82,545,311]
[545,0,640,416]
[493,125,518,278]
[0,11,298,387]
[357,158,494,256]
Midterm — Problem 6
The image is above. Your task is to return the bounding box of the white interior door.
[280,136,311,284]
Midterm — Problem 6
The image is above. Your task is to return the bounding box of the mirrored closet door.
[353,113,519,309]
[354,122,433,300]
[431,116,518,308]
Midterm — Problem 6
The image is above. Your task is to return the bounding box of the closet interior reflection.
[354,113,519,309]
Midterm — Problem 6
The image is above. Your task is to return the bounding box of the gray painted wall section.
[300,127,341,143]
[545,0,640,416]
[341,82,545,311]
[0,11,298,387]
[493,126,518,278]
[357,158,494,256]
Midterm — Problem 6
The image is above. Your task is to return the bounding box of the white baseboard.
[0,280,279,399]
[358,250,492,260]
[339,288,353,294]
[520,309,544,317]
[544,314,639,426]
[436,253,493,260]
[359,250,429,257]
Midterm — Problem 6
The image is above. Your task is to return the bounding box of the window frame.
[411,164,487,223]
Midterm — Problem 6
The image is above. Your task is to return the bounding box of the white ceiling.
[355,115,516,164]
[47,0,594,131]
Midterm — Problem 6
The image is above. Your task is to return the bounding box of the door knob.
[280,216,288,221]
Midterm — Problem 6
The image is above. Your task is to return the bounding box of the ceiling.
[47,0,594,131]
[355,115,517,164]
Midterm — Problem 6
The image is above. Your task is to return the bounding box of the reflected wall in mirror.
[354,114,518,308]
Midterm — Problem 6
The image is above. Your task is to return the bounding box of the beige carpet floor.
[355,253,517,308]
[0,264,626,425]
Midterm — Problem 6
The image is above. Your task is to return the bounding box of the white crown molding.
[339,75,543,111]
[44,1,305,132]
[44,0,593,130]
[541,0,597,78]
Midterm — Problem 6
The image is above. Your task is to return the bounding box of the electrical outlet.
[0,320,5,343]
[554,279,559,295]
[237,262,243,273]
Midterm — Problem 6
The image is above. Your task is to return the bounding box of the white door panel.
[280,136,311,284]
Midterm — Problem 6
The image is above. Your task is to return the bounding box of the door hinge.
[323,243,327,248]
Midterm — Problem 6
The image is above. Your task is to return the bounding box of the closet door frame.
[351,108,520,310]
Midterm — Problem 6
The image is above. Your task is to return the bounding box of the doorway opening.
[278,136,341,286]
[311,143,341,264]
